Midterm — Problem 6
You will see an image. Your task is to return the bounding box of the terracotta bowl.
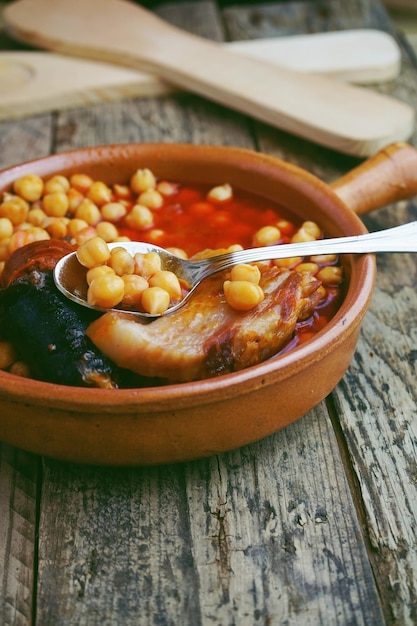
[1,142,417,466]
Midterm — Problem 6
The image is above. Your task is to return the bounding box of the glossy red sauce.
[119,184,295,253]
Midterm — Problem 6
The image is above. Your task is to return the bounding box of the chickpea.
[252,225,281,247]
[8,228,50,255]
[9,361,31,378]
[67,218,90,238]
[0,217,13,239]
[114,235,131,243]
[272,256,303,269]
[87,181,113,206]
[75,198,101,225]
[316,266,343,285]
[296,262,319,275]
[130,168,156,194]
[0,341,16,370]
[291,227,316,243]
[113,183,132,200]
[125,204,154,230]
[134,251,162,277]
[42,192,70,217]
[310,254,338,265]
[71,226,98,246]
[76,236,111,268]
[157,181,178,196]
[12,174,44,202]
[138,189,163,210]
[96,221,119,242]
[87,274,125,308]
[223,280,264,311]
[0,196,29,226]
[141,286,170,315]
[108,247,135,276]
[276,219,294,237]
[166,247,188,259]
[44,175,70,194]
[148,270,182,299]
[86,265,115,286]
[27,207,47,227]
[230,264,261,284]
[207,183,232,202]
[316,285,327,301]
[301,220,321,239]
[70,173,94,193]
[101,202,127,222]
[43,217,69,239]
[147,229,165,243]
[67,188,85,214]
[121,274,149,306]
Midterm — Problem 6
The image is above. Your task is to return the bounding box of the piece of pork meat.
[86,266,322,382]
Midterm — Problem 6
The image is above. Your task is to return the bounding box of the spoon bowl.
[54,222,417,319]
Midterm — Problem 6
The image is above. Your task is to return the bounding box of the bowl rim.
[0,143,376,412]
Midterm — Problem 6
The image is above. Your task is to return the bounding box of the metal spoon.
[53,221,417,320]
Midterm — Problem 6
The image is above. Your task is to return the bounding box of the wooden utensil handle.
[331,142,417,215]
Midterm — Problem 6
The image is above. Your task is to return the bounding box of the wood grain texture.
[35,407,384,625]
[1,0,417,624]
[0,445,39,626]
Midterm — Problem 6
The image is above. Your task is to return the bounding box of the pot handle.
[330,142,417,215]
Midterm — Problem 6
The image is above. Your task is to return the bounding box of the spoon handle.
[204,221,417,274]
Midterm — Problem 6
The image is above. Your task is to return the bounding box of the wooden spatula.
[0,30,402,121]
[3,0,414,156]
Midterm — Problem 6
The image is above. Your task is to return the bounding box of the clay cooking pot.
[1,142,417,465]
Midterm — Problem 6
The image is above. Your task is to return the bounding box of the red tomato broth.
[118,182,297,253]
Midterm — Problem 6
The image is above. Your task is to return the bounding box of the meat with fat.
[86,266,322,382]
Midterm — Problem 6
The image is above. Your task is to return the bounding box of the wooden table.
[1,1,417,624]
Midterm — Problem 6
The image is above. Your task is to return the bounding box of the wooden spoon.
[3,0,414,157]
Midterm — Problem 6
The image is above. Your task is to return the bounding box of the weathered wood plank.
[185,407,383,625]
[0,108,53,626]
[0,445,39,626]
[332,241,417,625]
[52,93,256,152]
[36,406,384,625]
[0,114,53,169]
[36,460,200,624]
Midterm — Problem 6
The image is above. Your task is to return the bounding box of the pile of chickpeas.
[77,235,270,314]
[77,237,185,314]
[0,166,343,313]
